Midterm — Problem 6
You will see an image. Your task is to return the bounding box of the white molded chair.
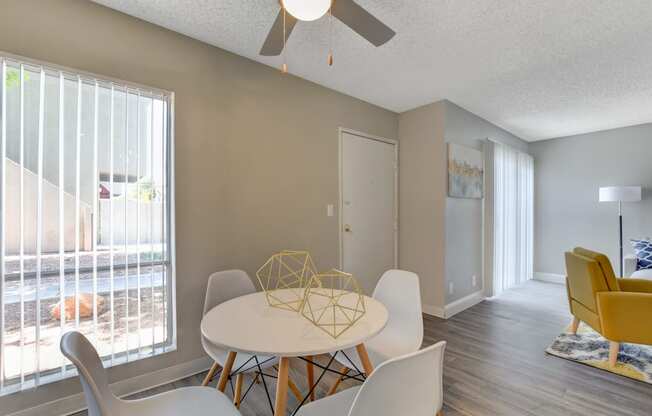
[298,342,446,416]
[329,269,423,393]
[60,331,240,416]
[201,270,279,402]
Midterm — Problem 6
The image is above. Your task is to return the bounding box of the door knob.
[344,224,352,232]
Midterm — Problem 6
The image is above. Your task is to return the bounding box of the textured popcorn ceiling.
[92,0,652,141]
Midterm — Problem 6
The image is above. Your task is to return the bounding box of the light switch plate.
[327,204,334,217]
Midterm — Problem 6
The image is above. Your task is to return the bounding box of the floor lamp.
[599,186,642,276]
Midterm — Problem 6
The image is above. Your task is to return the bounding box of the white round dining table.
[201,289,388,416]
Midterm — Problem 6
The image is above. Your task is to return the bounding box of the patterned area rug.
[546,323,652,384]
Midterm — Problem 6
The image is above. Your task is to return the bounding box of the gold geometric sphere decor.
[256,250,318,312]
[300,269,366,339]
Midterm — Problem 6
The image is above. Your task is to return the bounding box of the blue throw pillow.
[631,239,652,270]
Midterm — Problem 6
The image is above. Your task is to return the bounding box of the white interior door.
[340,130,397,295]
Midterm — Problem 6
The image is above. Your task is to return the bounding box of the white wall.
[98,199,163,246]
[530,123,652,276]
[6,158,91,254]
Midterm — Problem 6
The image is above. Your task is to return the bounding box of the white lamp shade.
[599,186,642,202]
[282,0,331,21]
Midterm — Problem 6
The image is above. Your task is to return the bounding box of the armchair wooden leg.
[202,362,220,386]
[570,317,580,335]
[609,341,620,368]
[327,366,350,396]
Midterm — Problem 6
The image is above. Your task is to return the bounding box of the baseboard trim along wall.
[8,356,213,416]
[533,272,566,285]
[422,303,445,318]
[444,290,485,318]
[423,290,485,319]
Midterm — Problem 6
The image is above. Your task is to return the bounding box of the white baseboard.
[444,290,485,318]
[8,356,212,416]
[422,303,445,318]
[534,272,566,285]
[422,290,485,319]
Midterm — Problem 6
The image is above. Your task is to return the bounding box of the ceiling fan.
[260,0,396,57]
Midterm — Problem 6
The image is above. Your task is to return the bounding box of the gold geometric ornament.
[300,269,366,339]
[256,250,318,312]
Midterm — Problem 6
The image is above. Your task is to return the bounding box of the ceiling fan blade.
[331,0,395,47]
[260,10,298,56]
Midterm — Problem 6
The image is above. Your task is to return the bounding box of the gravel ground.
[4,249,164,277]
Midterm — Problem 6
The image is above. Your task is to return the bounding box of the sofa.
[625,254,652,279]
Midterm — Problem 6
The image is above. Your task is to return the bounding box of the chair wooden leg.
[233,373,244,408]
[570,317,580,335]
[609,341,620,368]
[436,410,444,416]
[274,363,302,402]
[287,375,303,402]
[327,366,350,396]
[202,362,220,386]
[305,355,315,401]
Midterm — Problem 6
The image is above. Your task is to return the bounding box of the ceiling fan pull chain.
[328,5,334,66]
[282,6,288,73]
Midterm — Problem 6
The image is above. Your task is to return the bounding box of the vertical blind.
[0,55,175,394]
[493,141,534,296]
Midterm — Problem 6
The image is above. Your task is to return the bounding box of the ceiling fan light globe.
[282,0,331,21]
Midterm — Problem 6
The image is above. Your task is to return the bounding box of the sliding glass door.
[493,142,533,296]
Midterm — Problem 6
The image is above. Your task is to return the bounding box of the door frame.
[338,127,399,271]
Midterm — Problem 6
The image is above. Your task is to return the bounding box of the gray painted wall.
[399,100,528,309]
[442,102,528,303]
[398,102,446,309]
[0,0,398,412]
[530,123,652,276]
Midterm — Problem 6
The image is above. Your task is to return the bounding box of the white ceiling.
[92,0,652,141]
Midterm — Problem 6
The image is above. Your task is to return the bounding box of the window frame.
[0,50,177,395]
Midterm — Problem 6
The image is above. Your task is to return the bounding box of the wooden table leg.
[355,344,374,376]
[217,351,237,392]
[274,357,290,416]
[305,355,315,401]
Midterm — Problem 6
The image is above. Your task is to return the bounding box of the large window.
[0,54,175,394]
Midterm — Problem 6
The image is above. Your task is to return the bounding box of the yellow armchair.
[565,247,652,367]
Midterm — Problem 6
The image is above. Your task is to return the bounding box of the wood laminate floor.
[74,281,652,415]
